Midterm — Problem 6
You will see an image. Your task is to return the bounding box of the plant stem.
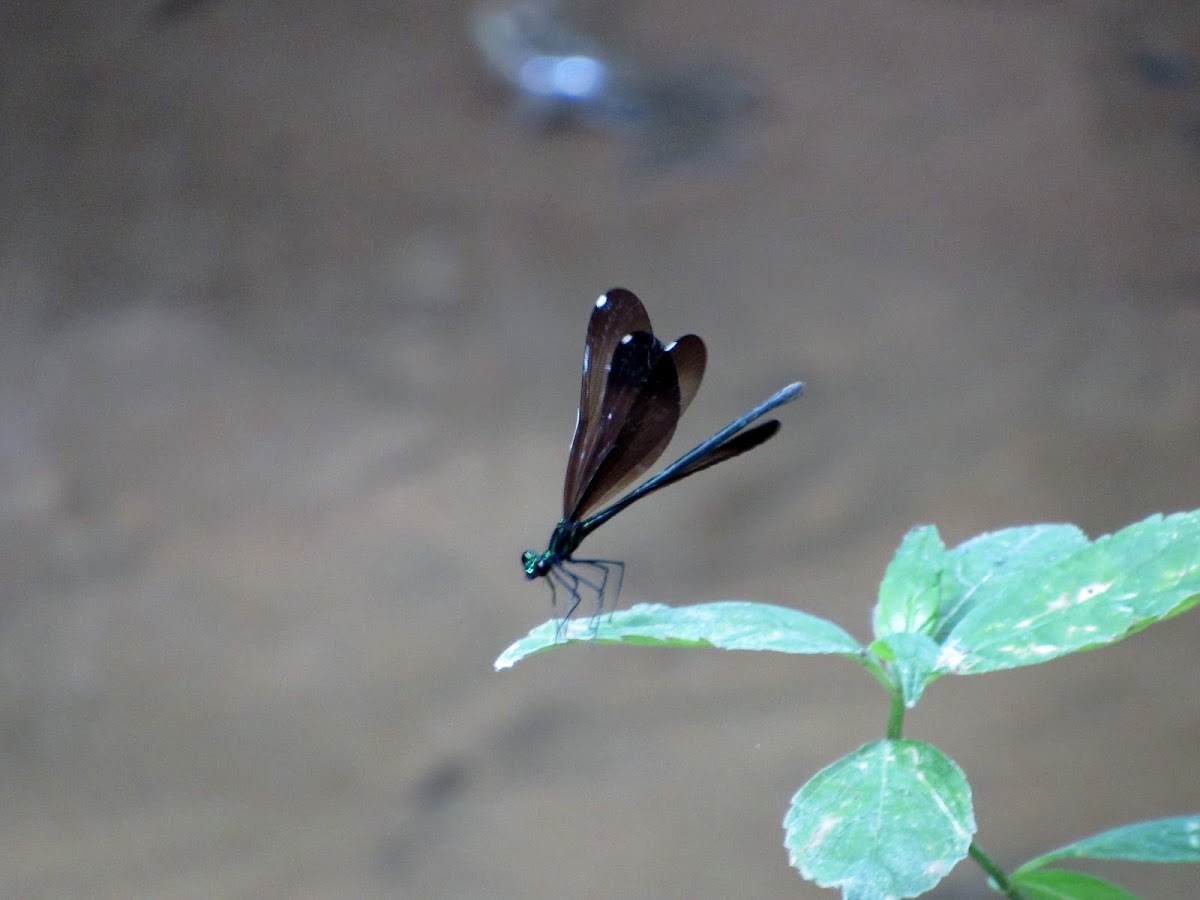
[886,683,905,739]
[968,841,1023,899]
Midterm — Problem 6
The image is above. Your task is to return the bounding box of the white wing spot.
[620,334,633,344]
[595,294,608,308]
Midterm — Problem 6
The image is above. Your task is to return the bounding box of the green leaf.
[494,601,862,669]
[934,523,1089,639]
[1016,814,1200,873]
[935,511,1200,675]
[1011,868,1138,900]
[783,739,975,899]
[874,525,946,638]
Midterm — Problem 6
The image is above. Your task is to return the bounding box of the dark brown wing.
[562,288,652,516]
[563,330,673,519]
[667,334,706,419]
[568,333,689,519]
[573,333,705,516]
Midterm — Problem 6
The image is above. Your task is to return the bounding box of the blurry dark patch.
[374,758,472,879]
[490,701,571,776]
[409,756,470,812]
[1133,49,1199,89]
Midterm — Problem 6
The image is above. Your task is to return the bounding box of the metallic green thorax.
[522,517,593,579]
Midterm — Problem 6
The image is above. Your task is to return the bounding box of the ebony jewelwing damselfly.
[522,287,804,623]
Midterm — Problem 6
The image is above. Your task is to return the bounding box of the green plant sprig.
[497,509,1200,898]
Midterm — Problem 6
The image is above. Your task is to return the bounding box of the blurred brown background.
[2,1,1199,897]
